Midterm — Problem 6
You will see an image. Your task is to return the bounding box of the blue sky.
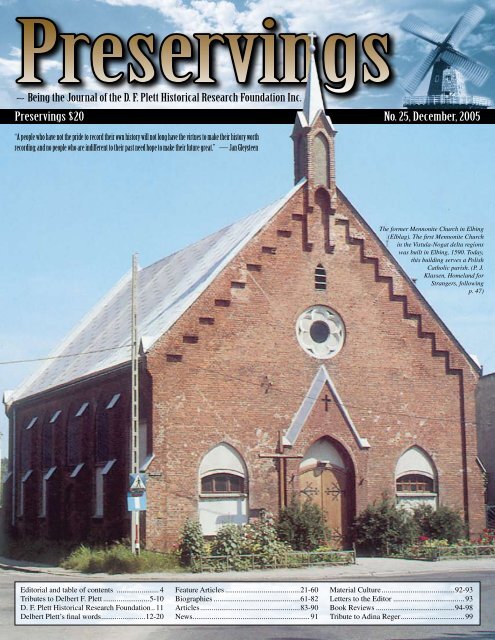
[1,0,495,107]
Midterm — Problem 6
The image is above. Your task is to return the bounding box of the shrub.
[211,524,243,558]
[412,504,466,544]
[353,498,417,555]
[241,512,290,565]
[476,529,495,545]
[206,515,290,570]
[277,498,330,551]
[178,519,204,566]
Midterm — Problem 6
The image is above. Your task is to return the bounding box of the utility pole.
[130,253,140,554]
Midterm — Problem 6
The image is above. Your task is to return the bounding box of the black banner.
[1,108,494,125]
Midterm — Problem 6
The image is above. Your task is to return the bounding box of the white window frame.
[50,410,61,424]
[39,466,56,518]
[19,470,33,517]
[94,459,116,518]
[106,394,121,409]
[26,417,38,430]
[75,402,89,417]
[70,463,85,478]
[94,468,104,518]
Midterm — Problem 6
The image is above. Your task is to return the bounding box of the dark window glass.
[315,264,327,290]
[95,409,110,462]
[21,428,32,471]
[310,320,330,343]
[214,475,228,492]
[202,476,214,492]
[42,423,53,469]
[396,474,434,493]
[67,421,81,466]
[201,473,244,493]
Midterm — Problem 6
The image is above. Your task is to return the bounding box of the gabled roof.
[11,181,305,403]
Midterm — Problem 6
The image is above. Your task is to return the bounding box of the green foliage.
[412,504,466,544]
[178,519,204,567]
[352,498,417,555]
[205,514,291,570]
[277,498,330,551]
[62,541,182,574]
[211,524,243,558]
[241,512,290,564]
[476,529,495,545]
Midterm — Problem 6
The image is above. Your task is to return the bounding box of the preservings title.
[16,17,391,94]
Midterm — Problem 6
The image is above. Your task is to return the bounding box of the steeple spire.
[302,33,328,126]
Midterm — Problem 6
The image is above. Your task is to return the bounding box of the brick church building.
[4,58,485,550]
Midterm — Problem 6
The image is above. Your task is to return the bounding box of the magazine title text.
[16,17,391,94]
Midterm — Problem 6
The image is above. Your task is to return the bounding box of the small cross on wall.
[322,394,332,412]
[261,376,272,394]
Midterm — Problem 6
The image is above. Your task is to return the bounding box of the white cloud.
[0,45,61,81]
[41,59,63,72]
[97,0,400,35]
[0,57,19,78]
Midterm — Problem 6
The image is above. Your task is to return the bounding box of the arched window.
[198,443,248,535]
[395,447,437,511]
[201,473,245,494]
[396,474,434,493]
[315,264,327,290]
[313,133,330,188]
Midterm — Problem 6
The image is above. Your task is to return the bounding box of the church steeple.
[291,37,337,252]
[292,37,336,191]
[302,38,328,127]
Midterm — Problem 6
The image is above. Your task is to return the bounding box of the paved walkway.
[1,554,494,580]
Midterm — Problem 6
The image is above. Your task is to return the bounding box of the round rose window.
[296,305,345,359]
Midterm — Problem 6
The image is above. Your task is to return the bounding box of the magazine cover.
[0,1,494,639]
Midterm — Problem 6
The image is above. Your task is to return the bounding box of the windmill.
[401,5,492,108]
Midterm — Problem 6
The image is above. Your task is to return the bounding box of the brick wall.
[144,178,484,549]
[8,368,139,543]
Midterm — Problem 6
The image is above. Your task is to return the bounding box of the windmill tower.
[401,5,492,108]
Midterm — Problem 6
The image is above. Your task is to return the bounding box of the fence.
[191,549,356,572]
[405,545,495,562]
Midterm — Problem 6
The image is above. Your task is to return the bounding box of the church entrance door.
[299,466,348,548]
[298,438,352,548]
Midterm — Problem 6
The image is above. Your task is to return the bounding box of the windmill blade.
[401,14,443,45]
[440,48,491,86]
[401,48,439,94]
[446,5,485,49]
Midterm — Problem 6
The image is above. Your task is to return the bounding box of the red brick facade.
[5,109,484,549]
